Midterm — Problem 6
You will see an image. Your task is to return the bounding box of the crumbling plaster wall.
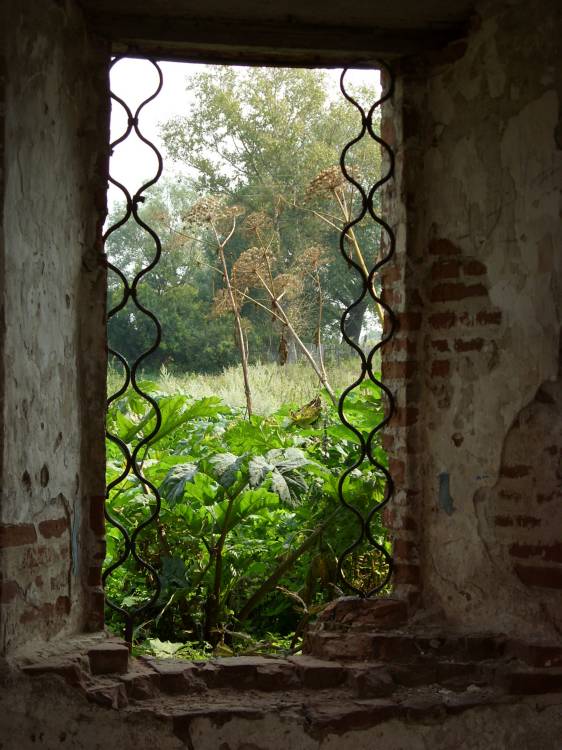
[0,0,109,654]
[385,0,561,638]
[2,670,562,750]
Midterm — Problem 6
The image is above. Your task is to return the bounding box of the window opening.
[103,57,396,655]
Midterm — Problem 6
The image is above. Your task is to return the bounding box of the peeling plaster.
[404,0,562,637]
[438,472,455,515]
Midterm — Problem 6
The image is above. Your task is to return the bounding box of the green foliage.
[104,66,389,654]
[105,376,389,651]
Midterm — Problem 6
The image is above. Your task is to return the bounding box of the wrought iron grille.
[103,56,164,644]
[102,58,396,642]
[336,64,396,597]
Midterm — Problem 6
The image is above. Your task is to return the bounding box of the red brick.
[429,238,462,255]
[505,669,562,695]
[431,360,450,377]
[476,310,502,326]
[515,515,541,528]
[0,580,19,604]
[88,589,106,630]
[0,523,37,548]
[431,260,461,280]
[429,311,456,329]
[430,339,450,352]
[458,310,500,327]
[538,491,557,504]
[90,495,105,535]
[463,259,487,276]
[430,283,487,303]
[92,539,106,562]
[509,543,562,563]
[381,433,395,451]
[382,360,416,379]
[318,598,408,631]
[498,489,522,501]
[394,539,417,560]
[382,509,418,532]
[500,465,531,478]
[389,458,406,484]
[88,643,129,675]
[392,407,419,426]
[402,515,419,531]
[393,563,421,585]
[19,596,70,624]
[381,265,401,284]
[38,517,68,539]
[395,312,422,332]
[515,565,562,589]
[410,290,423,307]
[494,515,513,527]
[382,288,402,307]
[454,338,484,352]
[88,566,102,586]
[386,337,417,355]
[508,641,562,668]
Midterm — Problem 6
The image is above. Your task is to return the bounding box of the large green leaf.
[159,463,198,506]
[209,452,247,488]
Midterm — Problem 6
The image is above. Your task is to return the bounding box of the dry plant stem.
[231,283,336,405]
[313,269,330,387]
[254,270,337,406]
[285,195,384,326]
[333,188,385,327]
[206,491,236,641]
[214,220,253,419]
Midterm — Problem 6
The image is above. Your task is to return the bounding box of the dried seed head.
[243,211,274,237]
[272,273,303,300]
[232,246,274,290]
[305,165,362,200]
[295,245,329,272]
[184,196,245,227]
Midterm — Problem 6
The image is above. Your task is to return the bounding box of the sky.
[107,59,381,209]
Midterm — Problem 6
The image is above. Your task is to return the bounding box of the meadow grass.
[158,359,362,413]
[108,358,372,415]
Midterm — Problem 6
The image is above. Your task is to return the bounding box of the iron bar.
[336,63,397,597]
[103,56,164,644]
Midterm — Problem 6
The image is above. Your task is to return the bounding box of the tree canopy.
[107,65,383,375]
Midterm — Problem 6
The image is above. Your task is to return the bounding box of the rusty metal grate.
[103,56,164,644]
[336,64,396,596]
[102,58,396,642]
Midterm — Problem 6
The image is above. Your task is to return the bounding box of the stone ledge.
[88,642,129,675]
[14,629,562,739]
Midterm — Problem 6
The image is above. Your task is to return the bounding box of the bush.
[104,372,389,654]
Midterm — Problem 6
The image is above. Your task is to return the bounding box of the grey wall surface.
[0,0,109,654]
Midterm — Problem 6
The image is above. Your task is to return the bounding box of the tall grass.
[108,358,367,415]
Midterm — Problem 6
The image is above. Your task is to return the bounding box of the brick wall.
[380,0,562,639]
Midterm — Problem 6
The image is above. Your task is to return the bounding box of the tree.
[105,180,240,374]
[160,67,383,346]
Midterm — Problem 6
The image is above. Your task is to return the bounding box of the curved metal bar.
[336,63,397,597]
[103,55,165,643]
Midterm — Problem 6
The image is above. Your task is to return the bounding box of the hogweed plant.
[184,196,254,418]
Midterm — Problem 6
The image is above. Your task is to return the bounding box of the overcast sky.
[107,59,380,209]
